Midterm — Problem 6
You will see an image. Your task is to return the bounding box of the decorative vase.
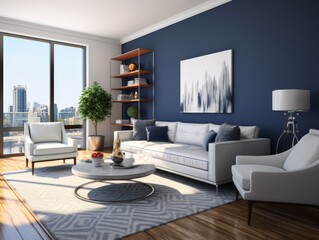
[88,135,105,151]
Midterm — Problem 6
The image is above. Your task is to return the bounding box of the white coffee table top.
[72,162,156,180]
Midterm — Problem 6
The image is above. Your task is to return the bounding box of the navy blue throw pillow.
[131,119,156,140]
[146,126,169,142]
[203,130,217,151]
[215,123,240,142]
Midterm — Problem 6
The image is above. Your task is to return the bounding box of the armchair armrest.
[236,148,292,168]
[247,160,319,205]
[24,135,35,157]
[208,138,270,183]
[68,138,78,151]
[114,130,133,142]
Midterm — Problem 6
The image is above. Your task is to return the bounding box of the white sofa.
[115,121,270,190]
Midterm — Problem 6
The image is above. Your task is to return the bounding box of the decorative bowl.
[111,156,123,165]
[92,157,103,167]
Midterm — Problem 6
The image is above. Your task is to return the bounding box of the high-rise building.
[13,85,27,113]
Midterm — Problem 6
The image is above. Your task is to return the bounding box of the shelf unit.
[110,48,154,127]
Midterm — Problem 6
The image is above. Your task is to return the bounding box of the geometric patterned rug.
[3,164,235,240]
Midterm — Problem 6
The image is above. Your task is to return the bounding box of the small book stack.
[115,119,130,124]
[134,78,147,84]
[117,94,133,100]
[120,64,129,74]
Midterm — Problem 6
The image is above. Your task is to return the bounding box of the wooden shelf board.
[112,99,152,103]
[112,48,152,61]
[111,84,152,90]
[112,70,152,78]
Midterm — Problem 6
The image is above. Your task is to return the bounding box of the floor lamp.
[272,89,310,153]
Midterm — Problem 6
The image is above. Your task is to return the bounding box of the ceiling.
[0,0,230,43]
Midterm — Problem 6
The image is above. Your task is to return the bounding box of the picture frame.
[180,49,233,113]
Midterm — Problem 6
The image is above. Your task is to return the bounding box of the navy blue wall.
[122,0,319,151]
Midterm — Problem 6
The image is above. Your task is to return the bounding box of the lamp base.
[276,112,299,153]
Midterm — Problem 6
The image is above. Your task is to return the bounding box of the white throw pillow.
[155,121,178,142]
[209,123,220,133]
[29,123,62,143]
[239,126,260,139]
[174,122,209,147]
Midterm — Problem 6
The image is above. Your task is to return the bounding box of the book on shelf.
[120,64,129,74]
[115,119,130,124]
[117,94,133,100]
[127,80,134,86]
[134,78,147,84]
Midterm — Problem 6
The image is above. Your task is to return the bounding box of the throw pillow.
[131,119,155,140]
[146,126,169,142]
[215,123,240,142]
[203,130,217,151]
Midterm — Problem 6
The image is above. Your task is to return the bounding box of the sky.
[3,36,84,112]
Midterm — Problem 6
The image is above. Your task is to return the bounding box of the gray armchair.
[232,129,319,225]
[24,122,78,175]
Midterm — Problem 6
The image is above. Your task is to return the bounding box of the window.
[0,33,86,156]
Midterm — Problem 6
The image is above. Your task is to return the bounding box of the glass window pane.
[54,44,84,125]
[3,36,50,154]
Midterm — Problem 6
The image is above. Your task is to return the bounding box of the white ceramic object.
[92,157,103,167]
[123,158,135,167]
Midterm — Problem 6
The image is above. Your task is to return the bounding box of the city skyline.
[3,36,84,113]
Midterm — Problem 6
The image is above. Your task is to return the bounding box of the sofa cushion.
[174,122,209,147]
[203,130,217,151]
[29,123,62,143]
[283,133,319,171]
[239,126,260,139]
[155,121,178,142]
[131,119,155,140]
[144,143,208,170]
[209,124,221,133]
[121,140,156,154]
[33,142,74,155]
[215,123,240,142]
[146,126,169,142]
[232,165,285,190]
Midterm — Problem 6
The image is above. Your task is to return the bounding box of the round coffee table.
[72,162,156,204]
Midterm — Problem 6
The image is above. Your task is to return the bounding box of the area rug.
[3,164,235,240]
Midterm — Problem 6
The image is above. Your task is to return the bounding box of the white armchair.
[232,129,319,225]
[24,122,78,175]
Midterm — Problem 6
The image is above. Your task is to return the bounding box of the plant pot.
[88,135,105,151]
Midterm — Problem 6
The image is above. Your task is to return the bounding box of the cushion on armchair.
[29,123,62,143]
[283,133,319,171]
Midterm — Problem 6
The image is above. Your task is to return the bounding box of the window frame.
[0,32,87,157]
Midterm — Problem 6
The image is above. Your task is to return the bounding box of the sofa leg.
[26,158,28,168]
[63,159,66,163]
[32,162,35,175]
[247,201,253,225]
[73,157,76,165]
[236,190,239,201]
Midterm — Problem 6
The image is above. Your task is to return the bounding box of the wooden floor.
[1,151,319,240]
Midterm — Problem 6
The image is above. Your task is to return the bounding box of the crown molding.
[121,0,232,44]
[0,16,120,45]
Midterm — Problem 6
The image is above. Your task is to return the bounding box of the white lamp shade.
[272,89,310,111]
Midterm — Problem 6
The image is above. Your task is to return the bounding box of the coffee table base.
[74,180,154,204]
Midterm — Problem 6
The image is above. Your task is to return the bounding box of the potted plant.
[78,81,112,151]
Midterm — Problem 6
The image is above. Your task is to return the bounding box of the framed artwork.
[180,49,233,113]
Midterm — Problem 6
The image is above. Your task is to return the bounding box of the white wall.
[0,17,121,147]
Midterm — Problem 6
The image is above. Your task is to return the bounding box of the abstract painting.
[180,49,233,113]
